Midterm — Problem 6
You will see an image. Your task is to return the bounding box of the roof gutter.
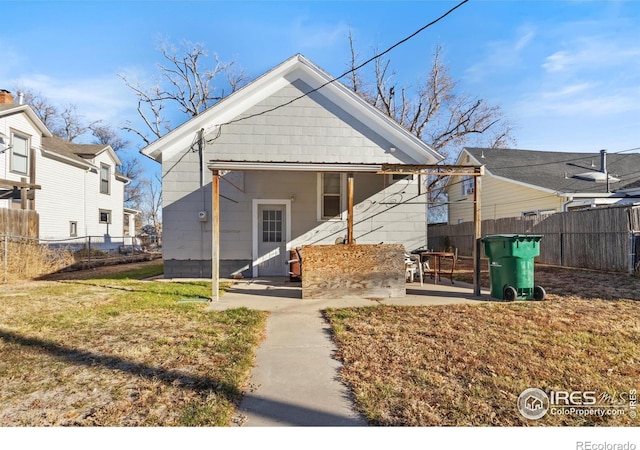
[40,148,95,170]
[208,161,384,172]
[563,192,621,199]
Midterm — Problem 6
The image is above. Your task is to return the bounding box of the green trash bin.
[482,234,546,301]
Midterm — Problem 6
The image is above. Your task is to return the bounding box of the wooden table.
[420,251,456,285]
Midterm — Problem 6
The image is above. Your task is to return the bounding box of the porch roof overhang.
[207,160,484,176]
[206,159,485,304]
[208,160,383,173]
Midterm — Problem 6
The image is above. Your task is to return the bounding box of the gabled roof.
[42,136,122,168]
[141,54,443,165]
[0,103,52,137]
[461,147,640,195]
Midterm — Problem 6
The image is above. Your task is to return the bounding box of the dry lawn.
[2,257,639,427]
[0,262,267,426]
[1,240,75,282]
[325,258,640,426]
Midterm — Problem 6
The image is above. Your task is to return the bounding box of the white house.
[141,55,444,278]
[0,89,134,250]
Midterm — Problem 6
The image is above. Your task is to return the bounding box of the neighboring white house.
[141,54,444,278]
[0,89,134,250]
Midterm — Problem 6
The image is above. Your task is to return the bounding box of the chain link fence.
[0,234,161,282]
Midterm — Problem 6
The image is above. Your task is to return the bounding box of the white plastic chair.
[404,253,423,286]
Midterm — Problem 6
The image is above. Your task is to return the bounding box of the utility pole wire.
[207,0,470,143]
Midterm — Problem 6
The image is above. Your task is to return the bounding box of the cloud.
[289,16,351,50]
[464,24,537,82]
[541,82,593,99]
[10,73,135,125]
[542,38,640,74]
[0,39,27,81]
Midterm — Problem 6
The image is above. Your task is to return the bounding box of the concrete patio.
[203,277,492,426]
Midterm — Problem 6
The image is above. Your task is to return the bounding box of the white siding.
[2,108,127,247]
[162,147,211,261]
[203,81,418,165]
[0,112,42,209]
[36,154,87,240]
[37,150,125,244]
[163,165,428,263]
[85,151,125,239]
[161,81,430,268]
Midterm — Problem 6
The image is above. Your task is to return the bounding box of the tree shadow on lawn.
[0,327,365,426]
[0,328,234,395]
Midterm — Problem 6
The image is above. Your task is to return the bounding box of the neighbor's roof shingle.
[42,136,108,166]
[464,147,640,194]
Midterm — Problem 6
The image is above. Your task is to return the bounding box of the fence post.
[560,232,564,267]
[88,236,92,269]
[630,232,636,275]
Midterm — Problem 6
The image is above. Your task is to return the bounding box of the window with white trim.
[461,175,474,196]
[100,164,110,195]
[319,173,343,220]
[11,134,29,175]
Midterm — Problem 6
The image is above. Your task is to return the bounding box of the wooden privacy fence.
[0,208,39,238]
[428,204,640,274]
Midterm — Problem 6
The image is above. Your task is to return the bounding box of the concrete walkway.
[205,278,491,426]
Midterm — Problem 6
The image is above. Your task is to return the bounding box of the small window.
[262,209,283,243]
[11,134,29,175]
[391,173,413,182]
[69,221,78,237]
[461,175,474,196]
[99,210,111,224]
[100,164,110,195]
[321,173,342,220]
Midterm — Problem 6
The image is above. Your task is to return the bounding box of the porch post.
[473,166,483,296]
[211,170,220,301]
[347,172,354,244]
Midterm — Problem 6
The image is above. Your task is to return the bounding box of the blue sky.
[2,0,640,177]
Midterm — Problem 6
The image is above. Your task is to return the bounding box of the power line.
[206,0,470,144]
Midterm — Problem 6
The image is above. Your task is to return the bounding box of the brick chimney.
[0,90,15,104]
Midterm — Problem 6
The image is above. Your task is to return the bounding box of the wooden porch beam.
[347,172,354,244]
[211,170,220,302]
[0,178,41,190]
[473,170,483,296]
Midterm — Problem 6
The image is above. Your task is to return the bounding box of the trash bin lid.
[482,234,543,243]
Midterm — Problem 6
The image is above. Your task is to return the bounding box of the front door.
[256,204,287,276]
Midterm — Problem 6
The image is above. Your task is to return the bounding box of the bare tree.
[120,39,249,145]
[345,38,516,222]
[346,40,515,161]
[91,123,129,152]
[140,175,162,246]
[14,88,101,143]
[54,104,101,142]
[19,89,59,131]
